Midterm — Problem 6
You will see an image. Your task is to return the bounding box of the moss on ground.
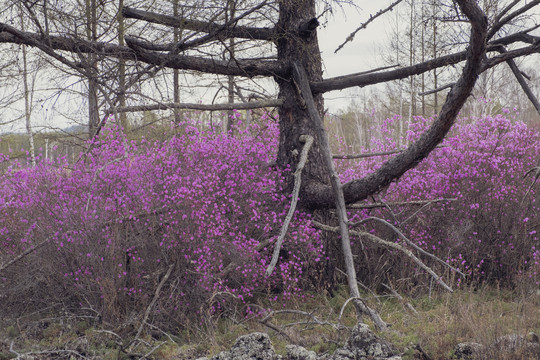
[1,286,539,359]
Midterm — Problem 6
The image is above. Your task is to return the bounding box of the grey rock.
[492,333,540,356]
[453,342,484,359]
[329,324,401,360]
[527,332,539,343]
[286,344,318,360]
[204,332,277,360]
[198,324,404,360]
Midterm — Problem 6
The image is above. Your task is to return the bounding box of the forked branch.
[266,134,314,276]
[314,221,454,292]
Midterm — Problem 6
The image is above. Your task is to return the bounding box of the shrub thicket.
[337,112,540,290]
[0,117,323,327]
[0,110,538,328]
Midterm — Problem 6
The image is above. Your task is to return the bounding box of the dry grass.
[379,286,540,359]
[1,286,540,359]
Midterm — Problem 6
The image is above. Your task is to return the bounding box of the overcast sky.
[318,2,393,112]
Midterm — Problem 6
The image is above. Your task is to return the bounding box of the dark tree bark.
[274,0,329,196]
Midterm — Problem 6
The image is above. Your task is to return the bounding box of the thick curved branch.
[312,31,540,94]
[122,6,275,41]
[304,0,488,209]
[0,24,285,78]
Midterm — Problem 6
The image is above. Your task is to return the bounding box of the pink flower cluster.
[0,116,323,321]
[337,111,540,287]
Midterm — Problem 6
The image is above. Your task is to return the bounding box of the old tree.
[1,0,540,330]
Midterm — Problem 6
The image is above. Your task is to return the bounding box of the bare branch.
[346,198,457,210]
[313,31,540,94]
[292,62,388,331]
[122,5,274,41]
[381,283,418,314]
[313,221,454,292]
[266,134,314,276]
[497,47,540,116]
[481,41,540,71]
[350,216,466,277]
[131,264,174,345]
[419,83,455,96]
[109,98,283,114]
[333,145,447,160]
[0,237,50,273]
[0,24,285,78]
[492,0,521,27]
[334,0,403,54]
[487,0,540,40]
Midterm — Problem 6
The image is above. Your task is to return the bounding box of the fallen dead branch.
[266,134,314,276]
[314,221,454,292]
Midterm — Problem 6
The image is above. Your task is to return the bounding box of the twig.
[257,318,293,341]
[139,341,166,360]
[9,342,88,360]
[521,166,540,205]
[266,134,314,276]
[261,309,340,329]
[132,264,174,345]
[335,0,403,53]
[85,157,127,212]
[333,145,447,160]
[346,198,456,210]
[350,216,466,277]
[0,237,50,273]
[418,83,454,96]
[338,297,367,323]
[381,283,418,314]
[144,323,178,344]
[314,221,454,292]
[335,268,381,304]
[92,329,124,344]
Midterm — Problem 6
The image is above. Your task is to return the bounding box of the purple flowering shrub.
[336,113,540,289]
[394,114,540,286]
[1,109,539,326]
[0,118,323,324]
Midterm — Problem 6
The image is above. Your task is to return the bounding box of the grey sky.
[318,2,392,112]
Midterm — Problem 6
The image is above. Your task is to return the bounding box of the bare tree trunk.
[421,3,426,116]
[86,0,99,138]
[276,0,328,195]
[407,0,416,145]
[117,0,128,130]
[21,14,35,166]
[226,0,236,133]
[173,0,182,124]
[433,9,438,113]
